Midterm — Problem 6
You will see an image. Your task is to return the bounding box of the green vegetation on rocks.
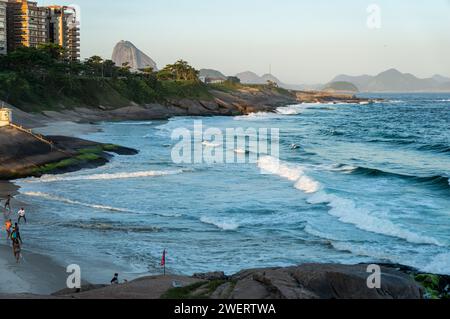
[415,274,450,299]
[0,45,212,111]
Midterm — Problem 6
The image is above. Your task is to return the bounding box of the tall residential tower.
[47,5,80,61]
[0,0,7,54]
[6,0,48,52]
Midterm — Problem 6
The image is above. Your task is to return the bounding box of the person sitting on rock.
[111,273,119,285]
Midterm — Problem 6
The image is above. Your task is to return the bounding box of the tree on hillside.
[84,55,104,77]
[159,60,199,81]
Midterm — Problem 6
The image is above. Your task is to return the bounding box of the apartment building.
[0,0,7,54]
[4,1,80,60]
[47,5,80,61]
[6,0,48,52]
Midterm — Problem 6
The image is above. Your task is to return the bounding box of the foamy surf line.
[257,157,442,247]
[307,192,443,247]
[26,169,185,183]
[22,192,182,217]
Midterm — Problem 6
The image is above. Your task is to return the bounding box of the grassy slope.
[2,76,215,113]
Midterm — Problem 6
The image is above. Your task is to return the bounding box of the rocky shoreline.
[1,88,369,182]
[0,126,138,180]
[1,263,448,299]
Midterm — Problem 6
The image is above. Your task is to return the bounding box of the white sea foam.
[276,104,307,115]
[202,141,222,148]
[23,192,134,213]
[108,121,154,126]
[423,252,450,275]
[307,192,443,246]
[257,156,321,194]
[22,191,182,217]
[234,148,248,155]
[233,112,278,121]
[27,169,184,183]
[200,216,239,231]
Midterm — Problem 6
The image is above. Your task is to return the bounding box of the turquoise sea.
[15,93,450,283]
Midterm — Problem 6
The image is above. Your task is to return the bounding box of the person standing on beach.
[4,195,12,211]
[12,238,21,263]
[17,208,27,224]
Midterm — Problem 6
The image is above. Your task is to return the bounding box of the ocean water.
[16,93,450,282]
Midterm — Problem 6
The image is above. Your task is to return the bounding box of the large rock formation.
[22,263,427,299]
[112,40,158,71]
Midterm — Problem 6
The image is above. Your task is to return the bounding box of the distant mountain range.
[332,69,450,93]
[112,40,158,71]
[109,42,450,93]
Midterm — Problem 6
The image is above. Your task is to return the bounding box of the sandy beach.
[0,245,67,295]
[0,181,67,295]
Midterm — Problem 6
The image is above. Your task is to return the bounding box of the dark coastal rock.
[193,272,228,281]
[0,127,138,180]
[214,264,424,299]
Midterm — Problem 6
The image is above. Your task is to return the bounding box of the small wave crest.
[27,169,185,183]
[22,192,181,217]
[233,112,278,121]
[61,222,161,233]
[346,166,450,190]
[202,141,222,148]
[200,216,239,231]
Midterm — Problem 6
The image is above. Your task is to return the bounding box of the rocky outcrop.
[208,264,423,299]
[112,40,158,71]
[0,126,137,180]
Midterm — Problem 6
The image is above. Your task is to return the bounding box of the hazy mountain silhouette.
[332,69,450,92]
[112,40,158,71]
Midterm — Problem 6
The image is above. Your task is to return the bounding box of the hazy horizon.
[39,0,450,84]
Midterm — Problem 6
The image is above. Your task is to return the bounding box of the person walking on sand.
[11,223,22,245]
[12,238,21,263]
[4,219,12,240]
[17,208,26,224]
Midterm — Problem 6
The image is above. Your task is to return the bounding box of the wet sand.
[0,244,68,295]
[0,181,67,295]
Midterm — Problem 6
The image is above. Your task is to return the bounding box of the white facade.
[0,108,12,126]
[0,0,6,55]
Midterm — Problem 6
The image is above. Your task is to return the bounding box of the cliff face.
[112,40,158,71]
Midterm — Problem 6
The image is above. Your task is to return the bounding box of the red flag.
[161,249,166,267]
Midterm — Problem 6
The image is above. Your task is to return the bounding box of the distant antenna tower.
[269,64,272,75]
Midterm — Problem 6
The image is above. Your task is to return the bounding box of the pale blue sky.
[40,0,450,83]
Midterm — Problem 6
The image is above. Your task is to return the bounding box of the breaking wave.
[200,216,240,231]
[307,192,443,246]
[257,156,321,194]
